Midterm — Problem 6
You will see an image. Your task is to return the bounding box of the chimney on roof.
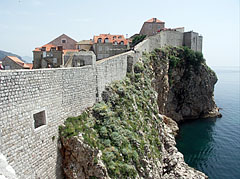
[153,18,157,22]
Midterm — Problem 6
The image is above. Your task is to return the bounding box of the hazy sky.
[0,0,239,67]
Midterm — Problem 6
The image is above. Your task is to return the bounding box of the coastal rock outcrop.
[151,47,221,122]
[161,115,207,178]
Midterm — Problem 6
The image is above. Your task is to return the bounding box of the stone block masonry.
[0,67,97,178]
[0,29,202,178]
[96,51,134,101]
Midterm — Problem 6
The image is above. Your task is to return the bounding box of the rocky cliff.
[59,47,219,178]
[151,47,221,122]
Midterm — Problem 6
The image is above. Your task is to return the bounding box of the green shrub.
[169,55,180,68]
[131,34,146,47]
[134,62,144,73]
[181,46,205,70]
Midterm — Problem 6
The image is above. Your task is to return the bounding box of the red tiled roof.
[62,49,79,55]
[145,18,164,23]
[93,34,129,45]
[33,44,57,52]
[7,56,32,69]
[7,56,25,66]
[24,63,33,69]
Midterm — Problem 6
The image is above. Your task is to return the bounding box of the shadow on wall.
[55,139,64,179]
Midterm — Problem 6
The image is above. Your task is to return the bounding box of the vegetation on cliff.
[59,54,163,178]
[150,46,207,86]
[59,46,216,178]
[131,34,146,47]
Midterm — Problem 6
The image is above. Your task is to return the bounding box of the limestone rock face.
[160,115,207,179]
[152,48,221,122]
[60,134,109,179]
[60,115,207,179]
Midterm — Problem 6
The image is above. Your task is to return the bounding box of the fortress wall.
[96,51,133,101]
[160,31,184,47]
[148,31,184,50]
[0,66,97,178]
[61,67,97,118]
[94,38,152,102]
[0,30,192,179]
[134,31,183,56]
[134,39,150,53]
[95,37,154,99]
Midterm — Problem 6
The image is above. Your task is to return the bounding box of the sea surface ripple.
[176,66,240,179]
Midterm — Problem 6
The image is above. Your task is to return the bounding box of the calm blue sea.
[176,66,240,179]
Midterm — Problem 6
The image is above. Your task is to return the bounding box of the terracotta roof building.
[33,44,61,52]
[33,34,79,69]
[93,34,129,45]
[33,44,63,69]
[1,56,32,70]
[48,34,77,50]
[140,18,165,36]
[93,34,129,60]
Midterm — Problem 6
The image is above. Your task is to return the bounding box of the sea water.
[176,66,240,179]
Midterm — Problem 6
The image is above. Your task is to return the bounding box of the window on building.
[51,47,56,51]
[62,39,66,43]
[57,46,63,51]
[118,36,122,39]
[33,110,46,129]
[104,38,109,43]
[53,58,57,64]
[113,36,117,39]
[113,41,118,45]
[97,38,102,43]
[193,37,196,43]
[119,41,124,45]
[43,51,47,58]
[80,60,85,66]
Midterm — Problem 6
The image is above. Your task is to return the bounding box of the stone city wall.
[0,30,195,178]
[96,51,134,101]
[0,66,96,178]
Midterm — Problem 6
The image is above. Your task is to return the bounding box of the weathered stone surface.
[60,134,109,179]
[161,116,207,179]
[60,115,207,179]
[152,49,221,122]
